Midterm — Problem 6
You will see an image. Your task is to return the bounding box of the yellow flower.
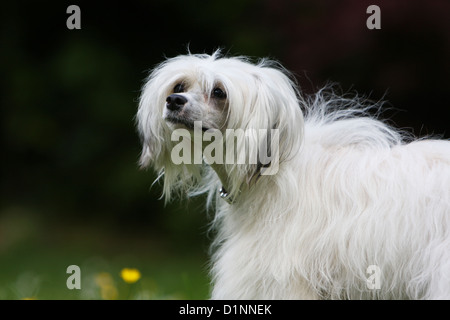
[120,268,141,284]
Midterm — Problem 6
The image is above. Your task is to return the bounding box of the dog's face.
[137,52,304,198]
[163,78,229,132]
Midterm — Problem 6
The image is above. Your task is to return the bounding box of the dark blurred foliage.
[1,0,449,244]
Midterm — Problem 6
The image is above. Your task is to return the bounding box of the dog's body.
[137,52,450,299]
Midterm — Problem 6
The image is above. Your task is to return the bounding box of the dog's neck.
[208,162,236,204]
[209,162,228,188]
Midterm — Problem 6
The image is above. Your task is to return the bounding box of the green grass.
[0,219,210,300]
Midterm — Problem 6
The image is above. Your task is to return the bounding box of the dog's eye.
[173,83,184,93]
[212,88,226,99]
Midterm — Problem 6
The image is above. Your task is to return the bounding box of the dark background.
[0,0,449,299]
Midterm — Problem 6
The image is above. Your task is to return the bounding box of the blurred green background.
[1,0,449,299]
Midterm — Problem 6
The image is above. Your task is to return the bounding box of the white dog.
[136,51,450,299]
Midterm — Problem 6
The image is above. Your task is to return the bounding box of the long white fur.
[137,51,450,299]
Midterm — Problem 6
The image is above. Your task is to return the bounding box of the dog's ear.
[136,66,174,170]
[259,65,304,170]
[224,63,304,186]
[136,58,204,201]
[252,125,280,181]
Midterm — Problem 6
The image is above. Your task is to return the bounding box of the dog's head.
[137,51,304,200]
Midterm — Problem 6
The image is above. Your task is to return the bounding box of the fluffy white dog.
[136,51,450,299]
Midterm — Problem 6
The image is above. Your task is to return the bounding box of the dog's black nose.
[166,94,187,111]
